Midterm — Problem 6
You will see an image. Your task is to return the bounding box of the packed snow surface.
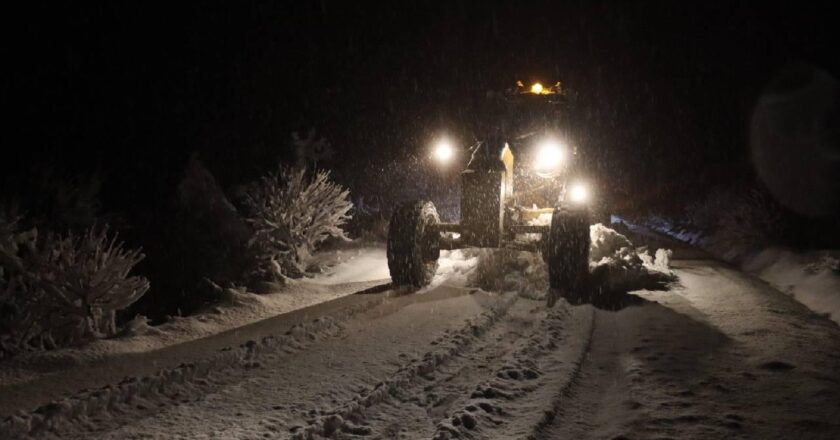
[309,246,391,284]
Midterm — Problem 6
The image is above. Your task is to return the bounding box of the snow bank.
[743,249,840,324]
[626,216,840,326]
[588,224,676,297]
[0,254,386,389]
[590,222,636,263]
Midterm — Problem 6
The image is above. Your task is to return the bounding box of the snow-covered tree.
[241,166,352,280]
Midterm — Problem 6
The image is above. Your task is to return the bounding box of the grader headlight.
[533,138,566,177]
[569,182,590,204]
[432,139,455,164]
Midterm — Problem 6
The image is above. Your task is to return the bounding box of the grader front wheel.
[545,206,591,306]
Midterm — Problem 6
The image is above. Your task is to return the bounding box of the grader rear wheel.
[387,200,441,287]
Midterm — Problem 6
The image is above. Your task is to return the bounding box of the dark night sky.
[2,1,837,214]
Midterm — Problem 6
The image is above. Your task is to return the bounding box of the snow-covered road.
[3,236,840,439]
[542,258,840,440]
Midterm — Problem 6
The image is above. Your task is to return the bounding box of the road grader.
[386,81,593,306]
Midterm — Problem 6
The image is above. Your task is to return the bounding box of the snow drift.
[467,223,675,305]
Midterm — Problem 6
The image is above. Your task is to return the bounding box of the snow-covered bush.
[242,166,352,280]
[35,227,149,337]
[0,219,149,356]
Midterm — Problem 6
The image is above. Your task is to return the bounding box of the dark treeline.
[4,1,836,197]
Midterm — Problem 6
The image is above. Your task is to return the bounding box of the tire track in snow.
[525,305,597,439]
[337,297,544,438]
[431,302,595,440]
[289,291,519,439]
[2,294,388,440]
[531,310,622,440]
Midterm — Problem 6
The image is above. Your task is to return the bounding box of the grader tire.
[545,205,591,305]
[387,201,441,287]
